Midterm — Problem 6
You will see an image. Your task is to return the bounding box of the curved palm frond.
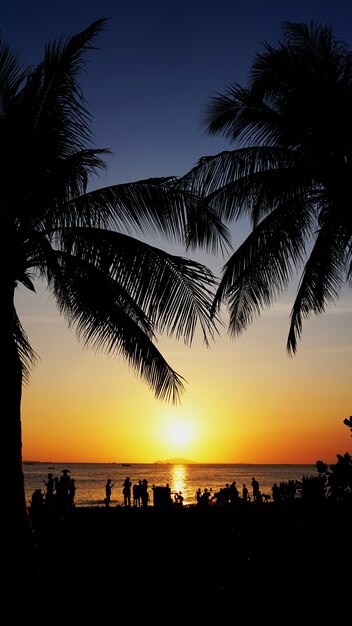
[212,199,314,335]
[13,310,38,384]
[182,146,310,223]
[287,218,349,354]
[50,249,186,403]
[0,38,28,106]
[70,177,231,256]
[2,20,111,241]
[59,226,221,347]
[201,82,285,147]
[32,18,107,144]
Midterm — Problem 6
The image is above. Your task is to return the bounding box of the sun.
[153,407,201,458]
[165,417,194,447]
[167,422,192,446]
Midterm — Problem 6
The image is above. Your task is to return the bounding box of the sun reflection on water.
[171,464,186,500]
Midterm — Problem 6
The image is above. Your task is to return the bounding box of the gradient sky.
[2,1,351,464]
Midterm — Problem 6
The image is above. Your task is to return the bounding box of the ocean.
[24,461,316,507]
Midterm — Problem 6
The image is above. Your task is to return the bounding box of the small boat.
[122,463,131,467]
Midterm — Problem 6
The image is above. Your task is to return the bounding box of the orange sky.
[19,276,352,465]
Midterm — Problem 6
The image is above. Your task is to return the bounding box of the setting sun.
[166,418,194,447]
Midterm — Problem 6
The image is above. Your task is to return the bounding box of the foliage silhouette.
[314,416,352,500]
[181,21,352,354]
[1,18,227,576]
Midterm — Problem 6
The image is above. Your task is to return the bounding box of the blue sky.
[3,0,352,188]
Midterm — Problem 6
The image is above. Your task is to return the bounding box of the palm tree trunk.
[2,283,40,582]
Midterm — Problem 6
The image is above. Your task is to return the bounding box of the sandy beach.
[24,497,351,617]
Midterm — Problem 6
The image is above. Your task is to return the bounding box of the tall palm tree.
[1,19,229,575]
[182,21,352,353]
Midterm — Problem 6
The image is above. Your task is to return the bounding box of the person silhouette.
[133,480,142,507]
[200,488,211,506]
[229,481,239,503]
[123,476,132,507]
[175,491,184,506]
[31,488,44,510]
[165,483,172,505]
[140,479,149,507]
[105,478,115,507]
[58,469,71,510]
[251,476,260,502]
[43,472,55,505]
[242,484,249,502]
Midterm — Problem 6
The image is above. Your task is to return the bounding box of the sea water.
[24,462,316,507]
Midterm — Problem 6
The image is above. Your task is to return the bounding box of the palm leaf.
[287,218,348,353]
[59,226,221,346]
[212,199,313,335]
[50,251,186,403]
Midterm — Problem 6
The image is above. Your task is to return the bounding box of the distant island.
[154,458,197,464]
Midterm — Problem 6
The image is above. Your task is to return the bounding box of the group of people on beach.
[105,476,150,507]
[32,472,266,510]
[31,469,76,511]
[196,476,264,506]
[106,477,186,508]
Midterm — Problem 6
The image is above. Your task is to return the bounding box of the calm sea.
[24,462,316,507]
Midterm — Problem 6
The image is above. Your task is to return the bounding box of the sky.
[2,0,351,464]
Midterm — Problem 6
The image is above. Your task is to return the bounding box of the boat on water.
[122,463,131,467]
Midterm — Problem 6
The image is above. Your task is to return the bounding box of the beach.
[24,462,317,507]
[25,496,351,618]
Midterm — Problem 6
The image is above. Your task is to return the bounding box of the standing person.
[251,477,260,502]
[58,469,71,510]
[122,476,132,507]
[43,472,55,506]
[242,484,249,502]
[140,479,149,507]
[229,480,239,503]
[133,480,142,507]
[105,478,115,507]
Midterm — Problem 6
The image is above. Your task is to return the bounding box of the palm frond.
[287,221,348,354]
[13,309,38,383]
[32,18,108,143]
[50,252,186,403]
[71,177,230,255]
[0,37,28,107]
[212,201,312,335]
[200,83,284,146]
[183,147,298,220]
[59,227,221,347]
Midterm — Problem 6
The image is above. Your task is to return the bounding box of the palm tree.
[1,19,228,575]
[182,21,352,353]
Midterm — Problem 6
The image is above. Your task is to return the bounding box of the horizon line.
[23,460,317,466]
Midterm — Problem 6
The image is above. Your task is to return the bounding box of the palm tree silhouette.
[1,18,227,575]
[182,21,352,354]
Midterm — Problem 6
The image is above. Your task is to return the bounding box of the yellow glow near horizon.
[18,282,352,465]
